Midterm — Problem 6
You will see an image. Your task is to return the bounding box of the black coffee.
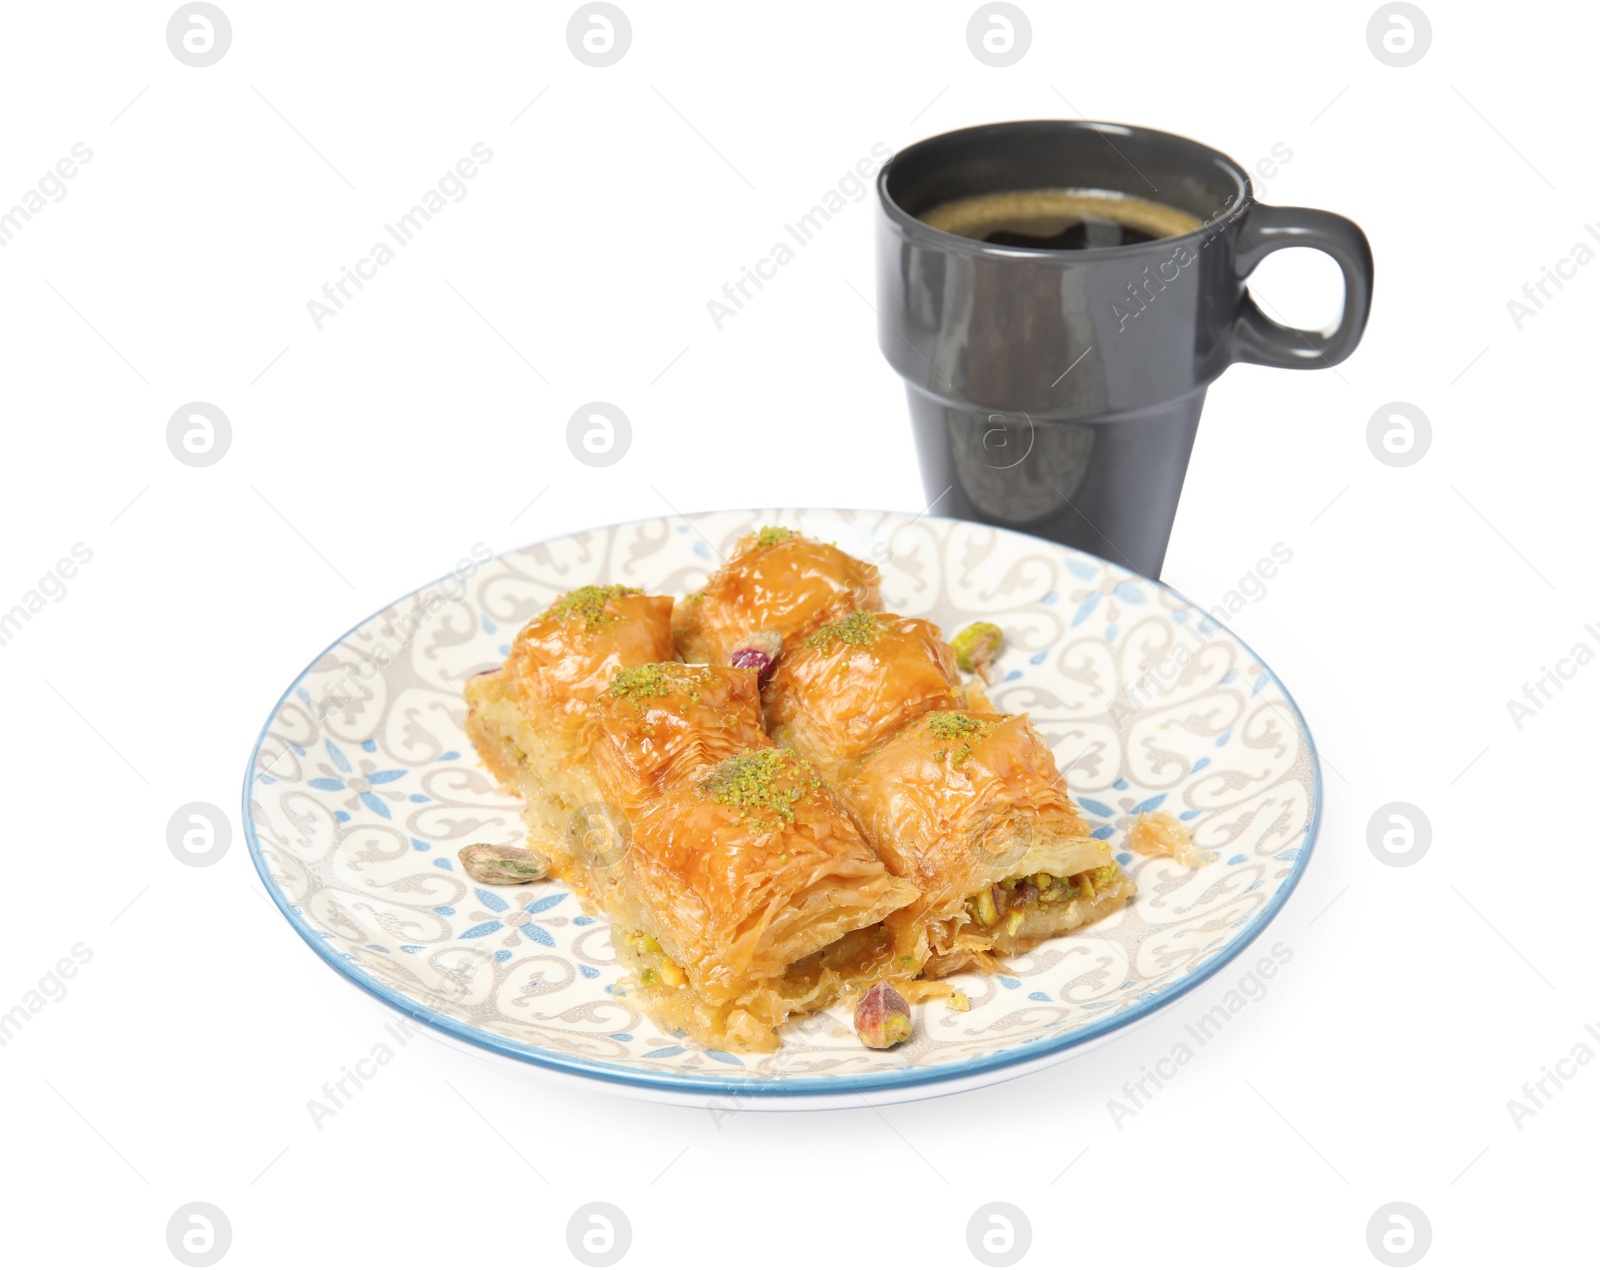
[919,188,1203,250]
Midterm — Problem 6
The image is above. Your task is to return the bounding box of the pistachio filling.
[964,864,1123,930]
[622,930,687,989]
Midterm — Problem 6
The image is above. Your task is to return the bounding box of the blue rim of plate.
[242,510,1322,1101]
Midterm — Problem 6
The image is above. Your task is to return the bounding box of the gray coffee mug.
[874,120,1374,578]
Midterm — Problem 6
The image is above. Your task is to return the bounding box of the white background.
[2,1,1595,1266]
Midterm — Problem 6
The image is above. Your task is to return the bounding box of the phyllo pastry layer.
[471,584,674,738]
[609,748,918,1051]
[576,661,767,814]
[838,711,1134,976]
[765,610,970,783]
[672,526,882,665]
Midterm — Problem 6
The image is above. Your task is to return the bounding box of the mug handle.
[1231,204,1374,370]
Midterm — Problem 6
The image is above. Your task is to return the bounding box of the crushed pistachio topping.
[923,711,1000,769]
[607,662,710,703]
[700,747,821,828]
[926,711,996,741]
[805,610,883,650]
[545,584,641,629]
[755,525,797,548]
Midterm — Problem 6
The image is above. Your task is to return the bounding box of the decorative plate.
[243,510,1320,1108]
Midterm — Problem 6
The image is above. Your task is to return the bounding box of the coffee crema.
[919,188,1203,250]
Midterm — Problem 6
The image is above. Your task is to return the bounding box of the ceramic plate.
[243,510,1320,1108]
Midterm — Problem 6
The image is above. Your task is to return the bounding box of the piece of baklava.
[838,711,1134,976]
[765,610,974,784]
[608,748,919,1052]
[464,585,675,885]
[576,662,767,814]
[672,526,882,665]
